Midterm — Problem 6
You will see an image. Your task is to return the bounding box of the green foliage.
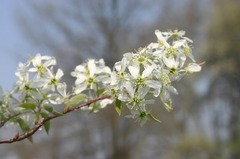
[64,94,87,107]
[115,98,122,115]
[96,88,105,97]
[17,118,31,132]
[16,118,33,142]
[64,94,87,112]
[43,105,53,113]
[19,103,36,111]
[44,121,50,135]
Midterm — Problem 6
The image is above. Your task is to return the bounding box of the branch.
[0,95,111,144]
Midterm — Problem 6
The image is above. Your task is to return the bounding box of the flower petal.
[57,83,67,97]
[99,99,113,108]
[128,65,139,79]
[142,65,154,78]
[56,69,64,80]
[88,59,96,76]
[125,82,134,98]
[187,63,201,72]
[139,87,150,99]
[145,80,161,89]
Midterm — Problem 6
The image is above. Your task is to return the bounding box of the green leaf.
[44,121,50,135]
[96,88,105,96]
[63,105,70,113]
[115,98,122,115]
[88,103,100,113]
[35,113,41,123]
[27,136,33,143]
[19,103,36,110]
[65,94,87,107]
[17,118,31,133]
[44,105,53,113]
[52,111,64,116]
[40,111,48,119]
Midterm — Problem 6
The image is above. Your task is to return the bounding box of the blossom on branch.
[0,30,202,143]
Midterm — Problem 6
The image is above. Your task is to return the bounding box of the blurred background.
[0,0,240,158]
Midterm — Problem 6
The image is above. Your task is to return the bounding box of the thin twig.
[0,95,111,144]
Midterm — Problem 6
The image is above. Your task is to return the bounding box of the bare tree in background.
[14,1,160,159]
[203,0,240,158]
[0,0,214,159]
[17,0,160,69]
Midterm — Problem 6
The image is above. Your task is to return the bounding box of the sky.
[0,0,209,92]
[0,1,18,91]
[0,1,46,91]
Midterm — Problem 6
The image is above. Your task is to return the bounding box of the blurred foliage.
[166,136,220,159]
[204,0,240,158]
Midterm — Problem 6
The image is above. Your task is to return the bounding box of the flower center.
[138,56,145,63]
[169,68,176,74]
[136,77,145,87]
[24,84,30,90]
[50,78,57,85]
[37,65,45,74]
[158,40,164,47]
[166,47,176,56]
[171,33,179,39]
[118,72,125,79]
[87,77,94,84]
[160,73,171,86]
[140,111,147,118]
[132,96,141,106]
[183,46,191,55]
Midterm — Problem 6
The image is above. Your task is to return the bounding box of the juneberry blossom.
[109,29,201,123]
[0,29,202,132]
[31,68,64,92]
[29,53,56,76]
[71,59,111,94]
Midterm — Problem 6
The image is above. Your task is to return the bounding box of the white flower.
[46,82,68,105]
[147,42,159,50]
[155,30,170,47]
[15,72,36,100]
[112,57,128,85]
[174,39,195,62]
[127,108,149,126]
[123,48,155,69]
[31,68,64,91]
[163,55,179,70]
[122,82,154,108]
[1,29,202,127]
[71,59,111,94]
[128,64,160,88]
[16,62,31,75]
[29,54,56,75]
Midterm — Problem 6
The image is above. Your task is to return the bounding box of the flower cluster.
[110,29,201,124]
[71,59,111,94]
[71,59,113,112]
[0,30,202,131]
[0,54,67,132]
